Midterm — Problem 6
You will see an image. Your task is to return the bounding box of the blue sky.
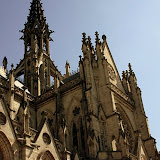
[0,0,160,150]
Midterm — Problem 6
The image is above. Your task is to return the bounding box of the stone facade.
[0,0,159,159]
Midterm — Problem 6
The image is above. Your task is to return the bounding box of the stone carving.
[107,63,116,80]
[120,118,133,152]
[73,107,80,116]
[14,125,21,135]
[43,133,51,145]
[3,57,7,70]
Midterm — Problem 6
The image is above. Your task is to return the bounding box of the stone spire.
[65,60,70,78]
[20,0,54,55]
[82,32,87,44]
[14,0,63,97]
[18,0,54,96]
[27,0,46,29]
[3,57,7,72]
[95,31,100,44]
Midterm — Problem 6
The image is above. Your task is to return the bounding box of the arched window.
[50,76,54,86]
[80,119,85,149]
[37,150,55,160]
[0,132,14,160]
[73,123,78,150]
[116,105,134,153]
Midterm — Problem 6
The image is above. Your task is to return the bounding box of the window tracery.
[119,117,133,153]
[73,123,78,150]
[100,118,107,151]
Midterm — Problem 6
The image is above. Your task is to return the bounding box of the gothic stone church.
[0,0,159,160]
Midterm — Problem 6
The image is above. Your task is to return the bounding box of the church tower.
[0,0,159,159]
[15,0,63,96]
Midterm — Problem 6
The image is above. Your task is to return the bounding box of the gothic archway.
[0,131,14,160]
[0,147,4,160]
[37,150,55,160]
[73,123,78,150]
[116,104,135,153]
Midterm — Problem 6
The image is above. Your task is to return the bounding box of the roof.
[62,72,80,84]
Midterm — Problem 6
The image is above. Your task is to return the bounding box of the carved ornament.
[43,133,51,145]
[108,63,116,80]
[73,107,80,116]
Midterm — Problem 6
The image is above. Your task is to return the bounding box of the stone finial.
[3,57,8,70]
[128,63,133,74]
[95,31,99,37]
[11,63,14,71]
[126,70,129,79]
[41,110,48,117]
[95,31,100,44]
[88,36,91,44]
[102,35,107,42]
[79,55,82,61]
[66,60,70,66]
[82,32,87,43]
[65,60,70,70]
[88,36,94,51]
[122,71,126,79]
[65,60,70,78]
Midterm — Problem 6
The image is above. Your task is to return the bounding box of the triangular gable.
[103,42,125,93]
[0,96,17,145]
[35,120,61,160]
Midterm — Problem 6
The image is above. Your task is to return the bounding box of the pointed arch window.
[73,123,78,150]
[80,119,85,149]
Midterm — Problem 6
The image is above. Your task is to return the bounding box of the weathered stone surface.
[0,0,159,160]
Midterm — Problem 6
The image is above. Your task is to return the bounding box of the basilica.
[0,0,159,159]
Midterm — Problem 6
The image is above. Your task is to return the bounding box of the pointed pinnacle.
[11,63,14,70]
[66,60,69,65]
[95,31,100,44]
[126,70,128,78]
[88,36,93,50]
[95,31,99,37]
[128,63,133,74]
[122,71,126,79]
[27,0,46,28]
[82,32,87,43]
[102,35,106,42]
[88,36,91,44]
[79,55,82,61]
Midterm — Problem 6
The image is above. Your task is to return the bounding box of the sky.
[0,0,160,150]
